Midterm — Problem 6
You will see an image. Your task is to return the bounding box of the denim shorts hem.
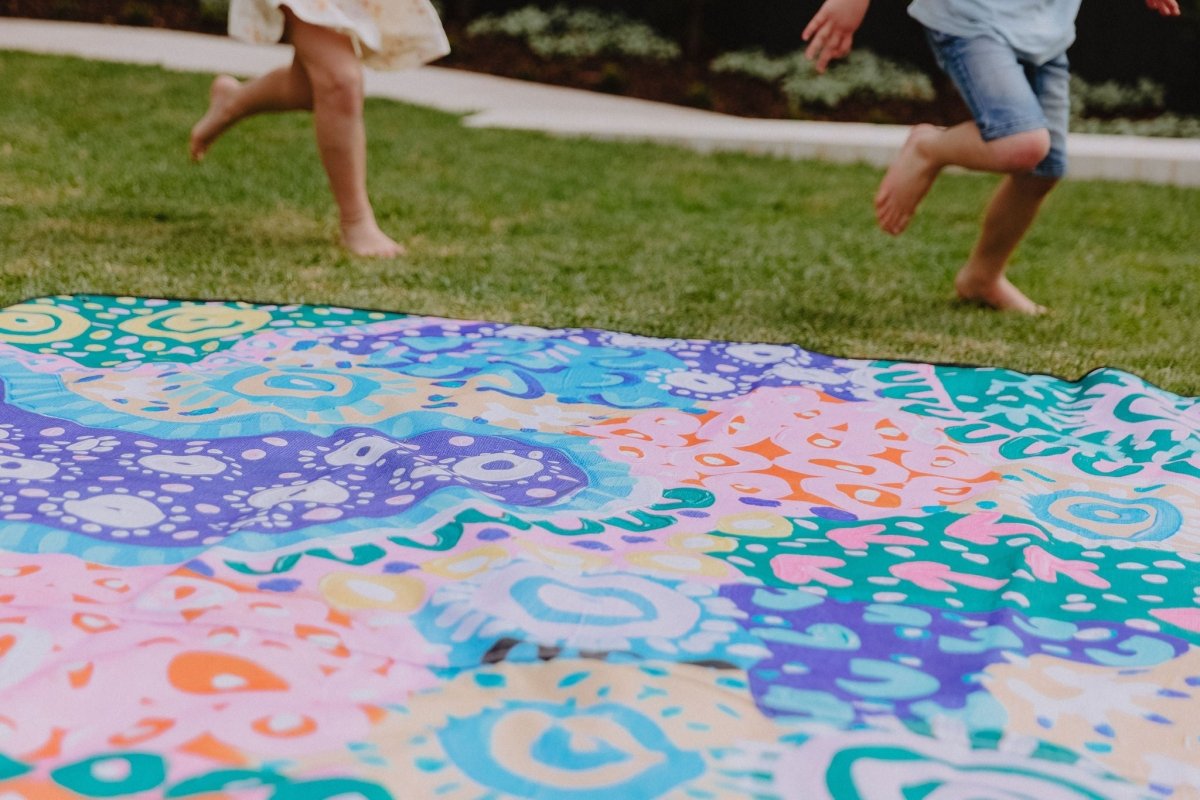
[1031,161,1067,180]
[977,117,1051,143]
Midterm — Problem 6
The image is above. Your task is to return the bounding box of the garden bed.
[1,0,973,125]
[1,0,226,34]
[4,0,1194,135]
[439,34,973,126]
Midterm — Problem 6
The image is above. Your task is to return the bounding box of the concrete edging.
[2,18,1198,186]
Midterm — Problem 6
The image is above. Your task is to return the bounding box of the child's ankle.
[955,264,1000,290]
[340,212,378,230]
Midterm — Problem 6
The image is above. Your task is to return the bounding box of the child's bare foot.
[342,218,406,258]
[190,75,241,161]
[875,124,943,236]
[955,268,1047,315]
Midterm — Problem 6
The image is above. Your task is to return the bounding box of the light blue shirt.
[908,0,1082,65]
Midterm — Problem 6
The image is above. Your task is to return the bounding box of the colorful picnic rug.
[0,295,1197,799]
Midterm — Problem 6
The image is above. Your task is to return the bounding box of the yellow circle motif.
[0,303,90,344]
[319,572,427,612]
[714,511,795,539]
[117,306,272,343]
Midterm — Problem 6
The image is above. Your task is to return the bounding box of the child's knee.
[312,65,364,112]
[992,129,1052,173]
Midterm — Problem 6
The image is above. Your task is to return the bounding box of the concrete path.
[3,18,1199,186]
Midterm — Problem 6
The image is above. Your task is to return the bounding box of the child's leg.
[875,121,1050,235]
[874,31,1058,235]
[954,173,1058,313]
[288,14,403,257]
[190,57,313,161]
[879,31,1070,312]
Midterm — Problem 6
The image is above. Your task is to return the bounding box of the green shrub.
[710,49,806,84]
[198,0,230,24]
[712,48,934,111]
[467,5,681,61]
[597,62,629,93]
[684,81,713,109]
[1065,75,1199,137]
[120,1,155,25]
[1070,113,1200,138]
[1072,75,1166,118]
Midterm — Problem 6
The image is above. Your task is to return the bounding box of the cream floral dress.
[230,0,450,70]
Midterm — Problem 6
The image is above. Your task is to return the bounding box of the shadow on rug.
[0,295,1196,798]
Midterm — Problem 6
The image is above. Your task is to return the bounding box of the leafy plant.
[684,81,713,109]
[710,49,805,84]
[467,5,681,61]
[597,62,629,94]
[712,48,934,112]
[1071,112,1200,138]
[197,0,230,24]
[1066,75,1200,137]
[1072,75,1166,118]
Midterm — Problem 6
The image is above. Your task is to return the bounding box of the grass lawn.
[1,50,1197,395]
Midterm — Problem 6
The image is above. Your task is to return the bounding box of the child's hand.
[1146,0,1181,15]
[803,0,870,73]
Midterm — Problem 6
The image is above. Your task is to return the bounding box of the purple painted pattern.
[722,585,1188,726]
[0,389,587,547]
